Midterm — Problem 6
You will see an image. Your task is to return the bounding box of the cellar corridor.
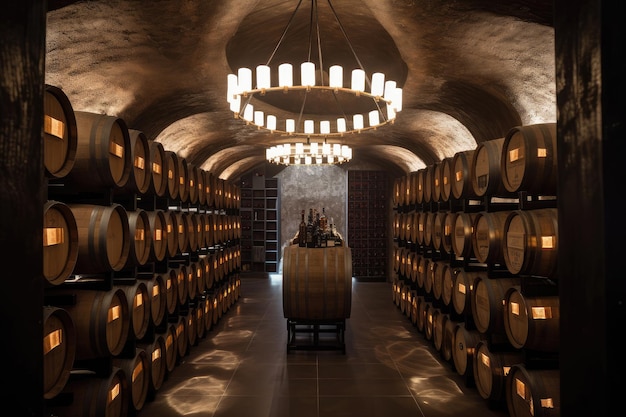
[137,272,509,417]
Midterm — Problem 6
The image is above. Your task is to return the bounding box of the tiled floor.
[139,272,510,417]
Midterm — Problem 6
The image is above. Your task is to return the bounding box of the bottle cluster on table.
[295,207,342,248]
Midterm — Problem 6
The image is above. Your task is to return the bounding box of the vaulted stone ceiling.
[45,0,555,181]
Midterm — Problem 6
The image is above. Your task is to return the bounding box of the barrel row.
[393,207,558,279]
[43,200,242,285]
[44,274,241,414]
[44,84,240,210]
[392,272,560,416]
[393,122,557,207]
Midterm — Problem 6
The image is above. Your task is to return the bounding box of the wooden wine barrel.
[112,348,150,412]
[185,307,198,348]
[424,163,437,203]
[471,210,512,265]
[393,177,402,207]
[175,211,190,254]
[148,140,167,197]
[126,209,152,267]
[204,213,214,248]
[432,211,448,253]
[163,268,178,315]
[69,111,132,188]
[195,257,208,294]
[43,200,79,286]
[410,211,420,243]
[505,364,560,417]
[196,168,207,206]
[419,211,432,247]
[164,209,179,258]
[43,306,76,400]
[471,276,521,335]
[472,137,516,198]
[142,273,167,328]
[452,212,476,259]
[114,281,151,341]
[415,295,427,333]
[416,168,426,204]
[137,333,167,395]
[185,212,199,253]
[146,209,168,262]
[432,260,449,301]
[43,84,77,178]
[161,325,178,374]
[501,123,558,195]
[194,299,207,340]
[432,161,444,203]
[46,368,129,417]
[416,255,429,290]
[175,154,189,203]
[202,293,214,332]
[424,257,438,295]
[408,171,419,205]
[440,156,454,202]
[432,309,448,352]
[473,340,524,402]
[504,287,560,352]
[452,268,482,316]
[452,323,483,383]
[186,162,199,204]
[441,316,458,362]
[54,288,130,360]
[424,304,436,341]
[186,262,198,302]
[441,211,456,254]
[503,208,558,278]
[204,171,215,208]
[399,175,407,206]
[393,213,401,240]
[124,129,152,194]
[451,149,477,200]
[282,246,352,321]
[441,265,459,307]
[67,203,130,273]
[174,315,189,358]
[172,264,189,306]
[164,150,180,200]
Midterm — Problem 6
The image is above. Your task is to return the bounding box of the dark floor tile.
[318,395,423,417]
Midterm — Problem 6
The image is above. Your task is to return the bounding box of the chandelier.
[226,0,403,137]
[266,141,352,165]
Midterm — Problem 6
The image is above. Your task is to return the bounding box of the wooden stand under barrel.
[282,245,352,353]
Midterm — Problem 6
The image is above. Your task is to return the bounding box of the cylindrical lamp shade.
[279,63,293,87]
[369,110,380,126]
[301,62,316,87]
[351,69,365,92]
[227,74,238,102]
[286,119,295,133]
[266,115,277,131]
[384,80,397,100]
[256,65,271,89]
[337,118,347,133]
[254,111,264,126]
[371,72,385,96]
[304,120,314,134]
[353,114,364,130]
[242,104,253,122]
[329,65,343,88]
[238,68,252,92]
[320,121,330,134]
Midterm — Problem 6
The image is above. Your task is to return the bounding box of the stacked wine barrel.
[42,84,242,417]
[393,123,560,417]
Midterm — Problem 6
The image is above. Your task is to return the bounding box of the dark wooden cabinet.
[347,170,388,279]
[240,173,280,273]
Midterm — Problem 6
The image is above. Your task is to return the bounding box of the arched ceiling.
[45,0,555,181]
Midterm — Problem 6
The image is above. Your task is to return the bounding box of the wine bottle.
[298,209,307,247]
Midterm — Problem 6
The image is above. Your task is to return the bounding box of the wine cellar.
[2,1,623,417]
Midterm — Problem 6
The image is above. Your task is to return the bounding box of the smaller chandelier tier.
[228,63,403,137]
[266,141,353,165]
